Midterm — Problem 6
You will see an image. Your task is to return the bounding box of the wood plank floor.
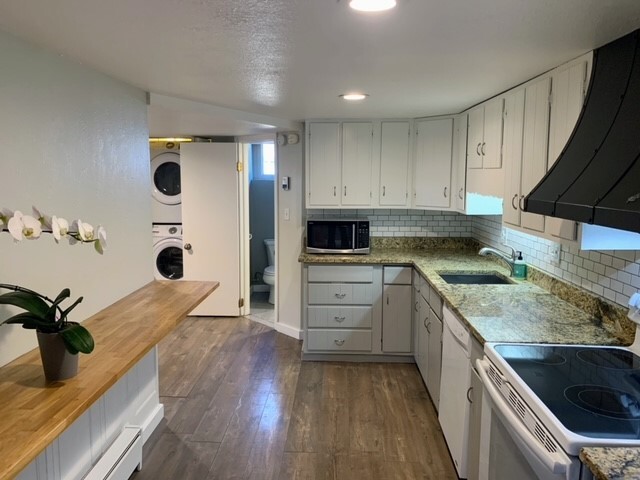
[131,317,457,480]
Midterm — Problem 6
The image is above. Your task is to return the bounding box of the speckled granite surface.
[299,243,633,346]
[580,448,640,480]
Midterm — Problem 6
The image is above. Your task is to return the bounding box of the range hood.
[524,29,640,234]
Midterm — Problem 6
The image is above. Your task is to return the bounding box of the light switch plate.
[549,242,561,265]
[283,208,290,221]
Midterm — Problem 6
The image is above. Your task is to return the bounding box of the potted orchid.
[0,207,106,381]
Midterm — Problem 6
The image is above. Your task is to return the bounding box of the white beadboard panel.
[305,209,473,238]
[472,215,640,309]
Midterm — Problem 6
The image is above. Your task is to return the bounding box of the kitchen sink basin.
[439,273,514,285]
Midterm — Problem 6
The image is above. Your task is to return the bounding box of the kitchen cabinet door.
[418,293,429,380]
[379,121,411,206]
[426,311,442,411]
[453,115,467,212]
[307,122,341,207]
[466,107,484,169]
[342,122,373,206]
[502,89,526,228]
[382,284,412,353]
[414,118,453,209]
[482,97,504,169]
[412,283,421,364]
[520,76,551,233]
[545,58,589,241]
[181,143,241,316]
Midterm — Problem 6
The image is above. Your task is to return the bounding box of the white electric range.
[476,294,640,480]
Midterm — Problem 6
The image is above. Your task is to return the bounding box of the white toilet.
[263,239,276,304]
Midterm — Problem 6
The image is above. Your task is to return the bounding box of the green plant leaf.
[58,296,83,325]
[45,289,72,323]
[60,323,94,354]
[1,312,55,330]
[53,288,71,304]
[0,291,48,319]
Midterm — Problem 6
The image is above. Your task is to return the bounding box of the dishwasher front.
[438,306,472,479]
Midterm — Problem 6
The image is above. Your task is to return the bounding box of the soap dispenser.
[513,251,527,279]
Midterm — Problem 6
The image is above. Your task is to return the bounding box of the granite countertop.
[301,245,639,480]
[300,247,627,347]
[580,448,640,480]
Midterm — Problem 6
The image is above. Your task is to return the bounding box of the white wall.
[275,136,303,339]
[0,31,152,366]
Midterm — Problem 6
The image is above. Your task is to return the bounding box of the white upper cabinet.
[379,121,411,207]
[452,115,468,212]
[413,118,453,209]
[502,89,526,228]
[467,97,504,169]
[342,122,373,206]
[520,76,552,233]
[307,122,341,207]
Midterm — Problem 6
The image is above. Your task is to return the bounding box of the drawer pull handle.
[335,293,346,299]
[466,386,473,404]
[414,301,419,312]
[334,316,346,322]
[511,193,518,210]
[334,339,345,346]
[426,321,432,334]
[459,187,464,200]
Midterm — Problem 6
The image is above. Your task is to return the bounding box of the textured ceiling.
[1,0,640,133]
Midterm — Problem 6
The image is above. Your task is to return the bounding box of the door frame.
[237,134,278,322]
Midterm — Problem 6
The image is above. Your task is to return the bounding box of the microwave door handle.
[476,359,572,476]
[352,224,356,253]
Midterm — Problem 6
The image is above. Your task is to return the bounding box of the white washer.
[153,224,183,280]
[151,149,182,223]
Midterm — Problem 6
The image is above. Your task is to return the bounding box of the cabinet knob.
[466,386,474,403]
[519,195,525,211]
[334,316,345,322]
[334,293,346,299]
[383,185,386,197]
[476,143,481,156]
[443,186,448,198]
[334,339,345,346]
[426,321,432,334]
[414,301,419,312]
[344,186,347,196]
[333,186,337,196]
[511,193,518,210]
[458,188,464,200]
[481,142,486,155]
[183,243,192,251]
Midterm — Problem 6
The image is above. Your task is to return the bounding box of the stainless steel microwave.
[306,218,370,254]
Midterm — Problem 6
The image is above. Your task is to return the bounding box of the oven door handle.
[476,358,573,476]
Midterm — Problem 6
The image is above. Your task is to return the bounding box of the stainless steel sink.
[439,273,514,285]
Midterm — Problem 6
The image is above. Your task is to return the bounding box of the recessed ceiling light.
[340,93,369,101]
[349,0,397,12]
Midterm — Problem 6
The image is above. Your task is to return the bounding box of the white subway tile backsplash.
[471,215,640,310]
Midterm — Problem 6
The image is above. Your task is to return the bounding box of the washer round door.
[153,238,183,280]
[151,152,181,205]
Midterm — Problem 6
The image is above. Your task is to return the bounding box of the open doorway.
[245,142,276,326]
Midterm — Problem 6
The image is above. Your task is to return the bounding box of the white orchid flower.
[0,208,13,225]
[32,206,52,229]
[7,211,42,241]
[94,226,107,254]
[52,216,70,242]
[77,220,95,241]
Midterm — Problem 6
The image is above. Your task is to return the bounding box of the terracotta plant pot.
[36,331,79,381]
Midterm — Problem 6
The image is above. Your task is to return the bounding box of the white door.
[502,89,526,227]
[181,143,241,316]
[382,284,412,353]
[466,107,484,169]
[307,122,341,207]
[342,122,373,206]
[414,118,453,208]
[482,98,505,169]
[379,121,411,206]
[453,115,468,211]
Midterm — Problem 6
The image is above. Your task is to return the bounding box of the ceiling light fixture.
[340,93,369,101]
[349,0,397,12]
[148,137,193,143]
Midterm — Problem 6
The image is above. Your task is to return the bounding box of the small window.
[262,144,275,176]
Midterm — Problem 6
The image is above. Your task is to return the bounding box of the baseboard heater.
[84,426,142,480]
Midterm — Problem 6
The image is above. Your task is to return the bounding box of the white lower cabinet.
[304,265,413,357]
[426,308,443,409]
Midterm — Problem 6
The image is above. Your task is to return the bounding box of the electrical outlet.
[549,243,561,266]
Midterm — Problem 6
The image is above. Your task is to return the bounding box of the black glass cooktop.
[495,344,640,439]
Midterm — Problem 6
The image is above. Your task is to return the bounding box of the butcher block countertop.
[0,280,218,480]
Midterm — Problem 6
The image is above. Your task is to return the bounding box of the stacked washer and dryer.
[151,146,183,280]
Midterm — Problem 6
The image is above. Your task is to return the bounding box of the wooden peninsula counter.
[0,280,218,480]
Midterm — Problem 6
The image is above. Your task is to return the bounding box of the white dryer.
[151,148,182,223]
[153,224,183,280]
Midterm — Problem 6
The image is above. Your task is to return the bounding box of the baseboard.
[274,322,303,340]
[140,404,164,444]
[302,353,416,363]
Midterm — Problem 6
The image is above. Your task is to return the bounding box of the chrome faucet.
[478,246,517,276]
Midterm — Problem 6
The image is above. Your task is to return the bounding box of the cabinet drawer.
[308,306,372,328]
[308,265,374,283]
[383,266,412,285]
[307,330,372,352]
[308,283,374,305]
